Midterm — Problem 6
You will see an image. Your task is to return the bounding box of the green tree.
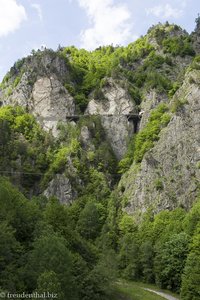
[140,240,154,283]
[44,197,73,235]
[25,234,77,299]
[36,271,64,300]
[81,251,117,300]
[154,232,189,292]
[0,177,41,244]
[76,202,101,240]
[181,227,200,300]
[0,222,22,291]
[118,233,141,280]
[183,198,200,236]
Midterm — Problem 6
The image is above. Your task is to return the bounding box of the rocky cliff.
[0,52,137,158]
[0,21,199,211]
[119,68,200,214]
[86,78,137,159]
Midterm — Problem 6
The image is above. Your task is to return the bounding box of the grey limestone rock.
[0,52,73,137]
[31,76,75,136]
[120,69,200,214]
[44,174,76,205]
[86,79,137,159]
[2,72,32,107]
[2,75,75,137]
[80,126,95,151]
[139,90,168,130]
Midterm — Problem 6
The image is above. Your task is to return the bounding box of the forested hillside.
[0,19,200,300]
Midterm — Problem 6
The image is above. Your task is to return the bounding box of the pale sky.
[0,0,200,81]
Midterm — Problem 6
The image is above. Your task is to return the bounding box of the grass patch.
[111,280,180,300]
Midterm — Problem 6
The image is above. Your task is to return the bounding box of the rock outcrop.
[86,79,137,159]
[3,72,32,107]
[44,174,76,205]
[2,75,75,137]
[120,69,200,214]
[0,51,73,136]
[32,76,75,136]
[0,22,199,210]
[139,90,168,130]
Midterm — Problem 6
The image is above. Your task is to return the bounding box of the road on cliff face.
[143,288,179,300]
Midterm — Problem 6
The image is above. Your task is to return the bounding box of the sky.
[0,0,200,81]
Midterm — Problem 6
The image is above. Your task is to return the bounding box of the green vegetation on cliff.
[134,103,171,163]
[0,20,199,300]
[2,22,194,113]
[118,103,171,172]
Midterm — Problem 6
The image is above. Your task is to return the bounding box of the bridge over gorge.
[65,113,140,120]
[65,113,141,132]
[37,113,141,133]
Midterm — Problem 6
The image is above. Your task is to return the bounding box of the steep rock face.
[44,174,76,205]
[100,115,133,159]
[1,75,75,137]
[37,52,69,79]
[139,90,168,130]
[2,72,32,107]
[0,24,198,208]
[80,126,95,151]
[31,76,75,135]
[120,69,200,214]
[86,79,137,159]
[0,52,73,136]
